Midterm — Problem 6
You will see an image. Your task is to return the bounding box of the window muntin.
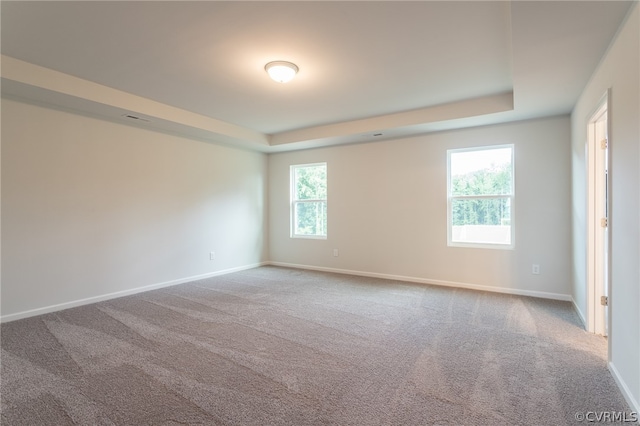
[447,145,514,248]
[291,163,327,239]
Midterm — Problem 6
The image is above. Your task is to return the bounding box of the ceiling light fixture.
[265,61,299,83]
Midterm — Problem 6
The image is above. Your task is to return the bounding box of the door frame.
[586,89,610,340]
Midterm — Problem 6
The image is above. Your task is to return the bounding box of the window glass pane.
[295,165,327,200]
[294,201,327,236]
[451,198,511,244]
[450,147,512,196]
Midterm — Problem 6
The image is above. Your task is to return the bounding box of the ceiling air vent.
[122,113,151,123]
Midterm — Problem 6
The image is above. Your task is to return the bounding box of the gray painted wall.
[269,116,572,300]
[571,3,639,412]
[1,98,269,319]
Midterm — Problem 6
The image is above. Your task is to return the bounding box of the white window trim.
[447,144,515,250]
[290,162,327,239]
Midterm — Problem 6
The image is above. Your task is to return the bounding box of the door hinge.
[601,218,608,228]
[600,296,609,306]
[601,139,608,149]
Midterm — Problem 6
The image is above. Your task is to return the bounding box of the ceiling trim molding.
[1,55,270,149]
[1,55,515,152]
[269,92,514,146]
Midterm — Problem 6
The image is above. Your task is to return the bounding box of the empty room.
[1,1,639,425]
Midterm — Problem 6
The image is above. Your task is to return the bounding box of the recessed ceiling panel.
[1,1,513,134]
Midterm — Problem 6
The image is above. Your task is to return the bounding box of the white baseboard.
[268,262,572,301]
[1,260,574,322]
[572,298,587,328]
[0,262,269,323]
[609,362,640,415]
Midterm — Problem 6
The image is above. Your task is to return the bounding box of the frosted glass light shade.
[265,61,299,83]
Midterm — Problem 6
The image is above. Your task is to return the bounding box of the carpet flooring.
[1,266,633,425]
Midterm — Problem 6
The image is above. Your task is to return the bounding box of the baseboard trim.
[609,362,640,414]
[0,262,269,323]
[1,261,574,322]
[268,262,572,301]
[572,298,587,328]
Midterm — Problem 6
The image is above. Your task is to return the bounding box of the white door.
[588,96,609,337]
[594,111,608,336]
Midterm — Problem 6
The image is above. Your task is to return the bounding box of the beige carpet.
[1,266,633,425]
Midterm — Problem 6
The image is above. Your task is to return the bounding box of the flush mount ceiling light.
[265,61,299,83]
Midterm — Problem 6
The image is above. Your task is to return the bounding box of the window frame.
[290,162,327,240]
[447,144,515,250]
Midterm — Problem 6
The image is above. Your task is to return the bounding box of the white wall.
[571,3,639,412]
[269,116,572,299]
[1,97,268,320]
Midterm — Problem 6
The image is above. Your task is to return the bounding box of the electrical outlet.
[532,264,540,275]
[333,249,339,257]
[210,252,216,261]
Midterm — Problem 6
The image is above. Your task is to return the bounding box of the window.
[447,145,514,248]
[291,163,327,239]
